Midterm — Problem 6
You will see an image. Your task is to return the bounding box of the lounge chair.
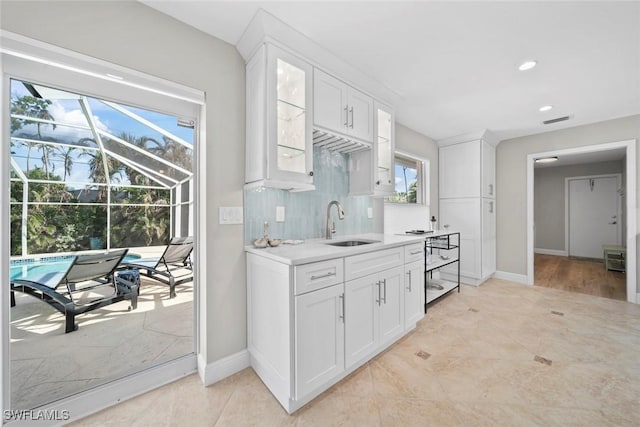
[10,249,138,333]
[121,236,193,298]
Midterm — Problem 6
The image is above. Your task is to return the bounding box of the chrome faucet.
[326,200,345,239]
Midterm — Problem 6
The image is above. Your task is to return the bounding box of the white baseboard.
[535,248,568,257]
[494,271,530,285]
[200,349,250,386]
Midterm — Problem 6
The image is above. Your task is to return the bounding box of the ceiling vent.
[543,116,570,125]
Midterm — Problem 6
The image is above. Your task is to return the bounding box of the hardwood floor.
[535,253,626,300]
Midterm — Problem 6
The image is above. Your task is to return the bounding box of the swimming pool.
[10,253,141,284]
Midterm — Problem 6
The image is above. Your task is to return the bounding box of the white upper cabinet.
[245,44,314,191]
[373,102,395,195]
[313,69,373,143]
[439,140,481,199]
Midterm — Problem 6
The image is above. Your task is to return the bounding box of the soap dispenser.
[430,215,437,232]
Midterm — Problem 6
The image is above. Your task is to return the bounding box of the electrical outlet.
[276,206,285,222]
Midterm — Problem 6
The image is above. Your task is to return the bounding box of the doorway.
[567,174,622,259]
[1,32,205,421]
[526,140,637,303]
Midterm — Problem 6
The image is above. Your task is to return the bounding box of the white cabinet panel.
[378,266,405,344]
[295,258,344,295]
[482,141,495,198]
[404,260,424,328]
[345,275,379,368]
[313,68,348,132]
[344,247,403,281]
[295,283,345,399]
[440,198,481,279]
[439,140,481,199]
[482,199,496,278]
[439,137,496,284]
[312,68,373,143]
[348,88,374,142]
[404,243,424,264]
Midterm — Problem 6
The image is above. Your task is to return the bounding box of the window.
[388,152,426,204]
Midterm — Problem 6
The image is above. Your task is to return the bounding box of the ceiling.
[141,1,640,142]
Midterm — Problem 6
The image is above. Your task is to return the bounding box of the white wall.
[0,0,247,363]
[535,160,624,252]
[497,114,640,292]
[382,123,438,233]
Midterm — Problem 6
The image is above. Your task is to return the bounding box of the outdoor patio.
[9,246,194,410]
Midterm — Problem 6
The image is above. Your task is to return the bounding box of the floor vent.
[551,310,564,316]
[416,350,431,360]
[543,116,570,125]
[534,355,552,366]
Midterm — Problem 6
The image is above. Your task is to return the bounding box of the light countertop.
[245,230,458,265]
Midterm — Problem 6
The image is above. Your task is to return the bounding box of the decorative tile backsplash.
[244,147,373,243]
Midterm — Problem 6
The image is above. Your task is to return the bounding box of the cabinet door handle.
[376,281,381,306]
[310,271,336,281]
[407,270,412,292]
[344,105,349,127]
[382,279,387,304]
[339,293,345,323]
[349,106,354,129]
[489,184,493,196]
[489,201,494,214]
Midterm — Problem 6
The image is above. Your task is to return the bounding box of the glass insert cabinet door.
[267,45,313,186]
[374,102,395,194]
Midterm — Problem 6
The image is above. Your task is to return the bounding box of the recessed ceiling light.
[539,105,553,112]
[518,60,537,71]
[535,156,558,164]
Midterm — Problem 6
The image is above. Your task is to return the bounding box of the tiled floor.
[72,278,640,426]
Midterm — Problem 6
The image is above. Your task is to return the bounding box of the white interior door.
[568,176,621,258]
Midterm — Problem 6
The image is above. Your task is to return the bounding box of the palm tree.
[10,95,57,177]
[53,145,76,181]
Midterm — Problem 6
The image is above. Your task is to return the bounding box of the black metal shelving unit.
[423,232,461,313]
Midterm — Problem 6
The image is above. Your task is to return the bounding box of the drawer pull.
[310,271,336,281]
[410,250,422,255]
[381,279,387,304]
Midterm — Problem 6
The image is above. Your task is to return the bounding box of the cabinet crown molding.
[237,9,400,108]
[436,129,499,147]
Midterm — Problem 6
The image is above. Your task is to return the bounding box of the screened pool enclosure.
[9,79,194,256]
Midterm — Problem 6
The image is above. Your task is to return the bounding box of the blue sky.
[395,163,417,193]
[10,79,193,189]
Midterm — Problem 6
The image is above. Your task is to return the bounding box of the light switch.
[276,206,285,222]
[367,207,373,219]
[219,207,243,225]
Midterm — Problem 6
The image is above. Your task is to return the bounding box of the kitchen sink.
[325,239,380,247]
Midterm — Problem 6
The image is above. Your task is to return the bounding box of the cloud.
[14,101,111,144]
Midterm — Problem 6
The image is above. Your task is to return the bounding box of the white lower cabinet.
[295,283,345,399]
[344,265,405,369]
[247,241,423,414]
[344,274,378,368]
[404,259,425,327]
